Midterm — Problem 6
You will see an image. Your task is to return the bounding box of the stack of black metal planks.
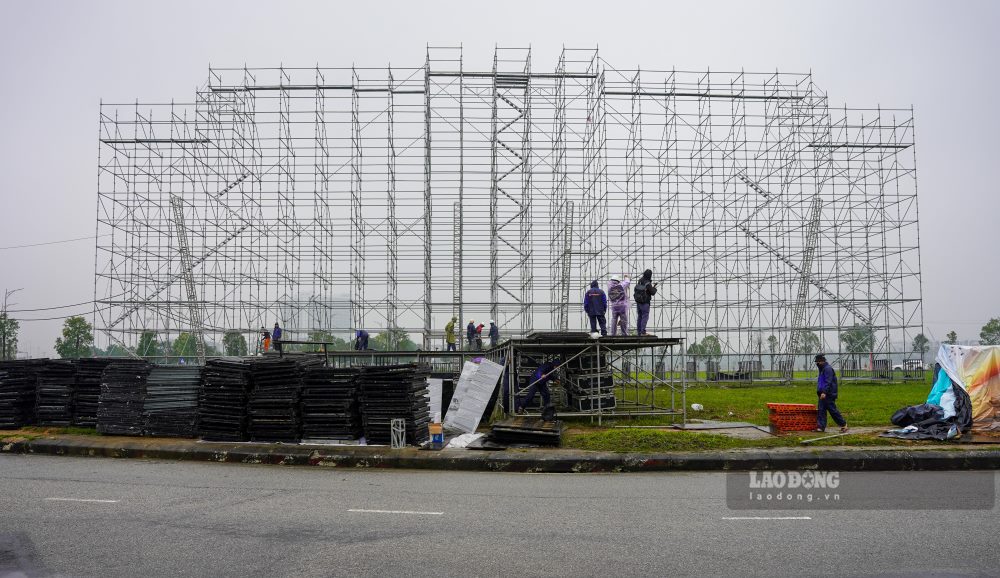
[198,358,252,441]
[73,358,113,427]
[359,363,431,445]
[489,416,563,446]
[247,357,302,443]
[0,360,45,429]
[35,360,77,426]
[97,359,151,436]
[300,367,361,441]
[0,365,39,429]
[564,351,615,411]
[144,365,201,437]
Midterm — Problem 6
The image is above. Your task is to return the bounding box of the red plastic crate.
[767,403,818,433]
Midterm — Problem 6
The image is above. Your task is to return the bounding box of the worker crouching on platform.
[516,359,560,415]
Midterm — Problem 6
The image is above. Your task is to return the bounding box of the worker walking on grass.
[815,354,847,433]
[633,269,658,336]
[489,320,500,348]
[445,316,458,351]
[583,280,608,337]
[608,274,630,336]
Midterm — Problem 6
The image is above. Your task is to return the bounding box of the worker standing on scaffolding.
[445,316,458,351]
[584,280,608,337]
[634,269,658,336]
[489,320,500,348]
[354,329,369,351]
[475,322,485,351]
[466,320,476,350]
[608,274,630,336]
[272,322,283,353]
[260,327,271,353]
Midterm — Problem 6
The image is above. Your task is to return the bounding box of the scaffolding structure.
[95,46,922,380]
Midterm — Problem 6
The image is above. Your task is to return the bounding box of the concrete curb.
[3,435,1000,472]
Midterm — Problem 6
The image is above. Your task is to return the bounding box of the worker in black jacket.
[633,269,658,336]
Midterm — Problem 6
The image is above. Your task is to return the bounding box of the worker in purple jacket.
[815,354,847,433]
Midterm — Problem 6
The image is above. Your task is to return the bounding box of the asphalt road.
[0,455,997,577]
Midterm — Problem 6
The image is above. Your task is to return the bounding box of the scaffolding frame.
[95,46,922,381]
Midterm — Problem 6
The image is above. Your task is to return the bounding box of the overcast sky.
[1,0,997,356]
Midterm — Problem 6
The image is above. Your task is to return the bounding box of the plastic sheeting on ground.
[935,344,1000,432]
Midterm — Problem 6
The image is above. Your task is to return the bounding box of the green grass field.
[560,377,940,452]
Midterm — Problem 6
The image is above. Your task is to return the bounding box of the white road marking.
[722,516,811,520]
[347,509,444,516]
[44,498,120,504]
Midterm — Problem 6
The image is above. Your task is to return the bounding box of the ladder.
[169,195,206,364]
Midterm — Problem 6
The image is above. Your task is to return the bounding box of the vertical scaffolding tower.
[95,47,922,380]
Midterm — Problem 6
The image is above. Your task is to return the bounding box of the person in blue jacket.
[815,354,847,433]
[466,320,477,350]
[583,280,608,337]
[354,329,369,351]
[272,322,283,353]
[516,359,560,414]
[488,320,500,348]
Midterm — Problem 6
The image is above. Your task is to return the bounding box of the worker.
[354,329,369,351]
[489,320,500,348]
[272,322,283,353]
[633,269,658,336]
[475,322,485,351]
[445,316,458,352]
[516,359,559,414]
[583,280,608,337]
[815,354,848,433]
[260,328,271,353]
[608,274,631,336]
[466,320,476,350]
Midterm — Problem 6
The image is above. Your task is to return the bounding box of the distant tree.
[700,335,722,363]
[98,343,132,358]
[796,330,822,369]
[840,325,875,354]
[686,341,705,372]
[980,318,1000,346]
[945,331,958,345]
[300,330,350,352]
[222,331,248,356]
[136,330,162,359]
[371,329,418,351]
[766,334,778,370]
[54,316,95,358]
[172,332,198,362]
[0,313,19,361]
[912,333,930,362]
